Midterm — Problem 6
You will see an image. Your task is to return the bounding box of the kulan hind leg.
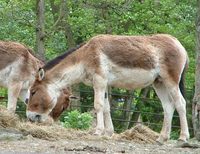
[19,89,30,104]
[103,89,114,136]
[166,84,189,142]
[7,82,23,113]
[153,82,175,144]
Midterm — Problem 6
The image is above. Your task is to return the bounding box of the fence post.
[122,90,134,130]
[128,87,151,128]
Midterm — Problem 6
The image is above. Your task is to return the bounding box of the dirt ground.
[0,136,200,154]
[1,107,200,154]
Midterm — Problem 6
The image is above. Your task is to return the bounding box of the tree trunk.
[193,0,200,141]
[35,0,45,60]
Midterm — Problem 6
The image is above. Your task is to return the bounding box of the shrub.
[62,110,93,130]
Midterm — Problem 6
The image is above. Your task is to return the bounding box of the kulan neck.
[47,62,85,91]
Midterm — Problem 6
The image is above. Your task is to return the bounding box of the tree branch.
[46,0,66,37]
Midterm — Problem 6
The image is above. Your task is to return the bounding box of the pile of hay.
[113,124,159,144]
[0,106,159,143]
[18,122,93,141]
[0,106,19,128]
[0,106,95,141]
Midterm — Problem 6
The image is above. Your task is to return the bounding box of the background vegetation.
[0,0,197,138]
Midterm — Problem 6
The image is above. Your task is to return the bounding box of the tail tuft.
[179,57,189,98]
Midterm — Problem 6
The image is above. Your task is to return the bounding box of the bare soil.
[1,106,200,154]
[0,136,200,154]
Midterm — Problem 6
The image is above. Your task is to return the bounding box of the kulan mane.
[27,47,45,63]
[43,43,86,71]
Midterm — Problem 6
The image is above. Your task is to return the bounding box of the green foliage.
[0,0,196,87]
[62,110,93,130]
[0,0,35,47]
[0,0,197,136]
[170,130,180,140]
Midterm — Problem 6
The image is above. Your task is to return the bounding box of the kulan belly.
[108,68,159,90]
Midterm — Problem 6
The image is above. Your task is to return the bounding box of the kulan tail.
[179,56,189,98]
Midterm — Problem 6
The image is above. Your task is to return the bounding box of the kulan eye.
[31,91,36,96]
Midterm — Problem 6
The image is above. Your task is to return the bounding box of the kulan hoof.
[156,140,164,146]
[94,129,104,136]
[104,130,114,137]
[177,138,188,145]
[156,136,168,145]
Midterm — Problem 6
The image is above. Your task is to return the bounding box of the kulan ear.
[24,98,29,105]
[69,95,79,100]
[38,68,45,81]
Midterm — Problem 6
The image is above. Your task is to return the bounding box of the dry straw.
[0,106,158,144]
[113,124,159,144]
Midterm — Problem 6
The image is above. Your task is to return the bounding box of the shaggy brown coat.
[27,34,189,143]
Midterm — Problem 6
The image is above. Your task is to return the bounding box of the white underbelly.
[107,67,159,89]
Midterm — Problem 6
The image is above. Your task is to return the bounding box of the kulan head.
[26,68,77,122]
[50,88,77,121]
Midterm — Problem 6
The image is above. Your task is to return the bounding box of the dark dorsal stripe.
[43,43,86,71]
